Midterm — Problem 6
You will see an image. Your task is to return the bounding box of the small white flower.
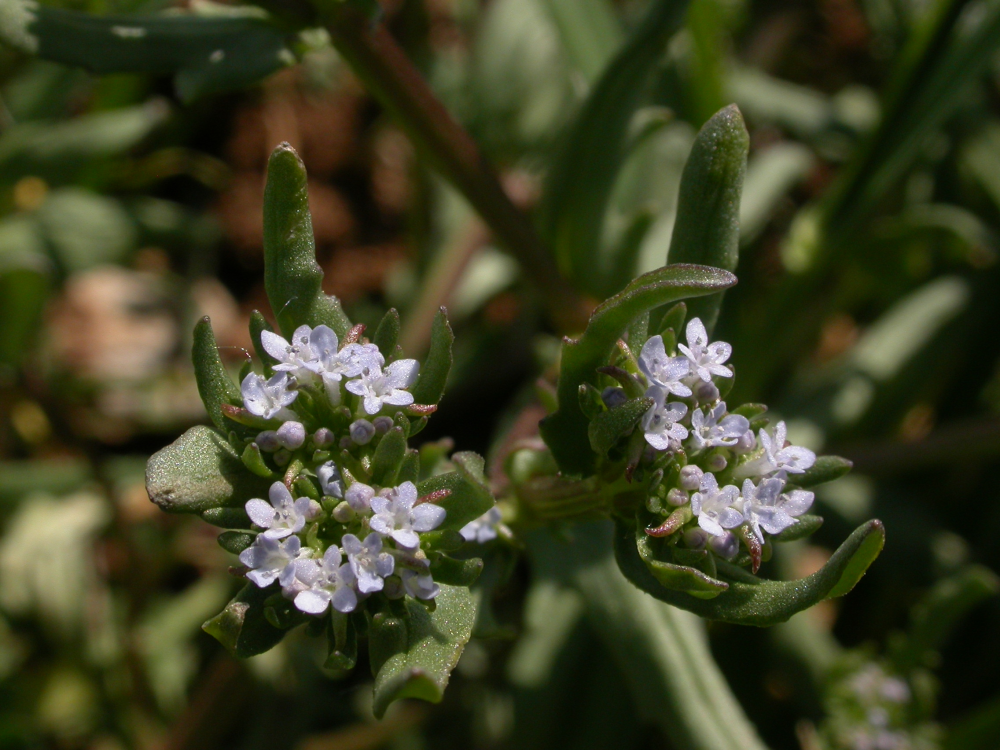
[688,402,750,451]
[638,335,692,397]
[317,342,383,403]
[400,568,440,600]
[292,545,358,615]
[245,481,320,539]
[345,482,375,513]
[317,461,344,499]
[370,481,446,549]
[460,507,502,543]
[345,359,420,415]
[641,387,689,451]
[740,477,814,544]
[678,317,733,383]
[734,420,816,479]
[239,534,302,588]
[342,532,395,593]
[690,473,743,537]
[241,371,298,420]
[261,324,337,379]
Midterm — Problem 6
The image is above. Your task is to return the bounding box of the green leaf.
[665,104,748,331]
[614,515,885,626]
[248,310,274,372]
[636,533,728,598]
[409,308,453,406]
[771,514,823,542]
[371,584,477,718]
[373,308,401,359]
[371,427,407,487]
[540,0,692,296]
[587,396,653,456]
[540,0,622,84]
[263,144,351,339]
[203,583,288,658]
[540,264,736,476]
[430,556,484,587]
[200,507,252,529]
[146,426,271,514]
[0,2,294,102]
[792,456,853,488]
[217,530,256,554]
[908,565,999,657]
[192,317,245,435]
[417,451,495,532]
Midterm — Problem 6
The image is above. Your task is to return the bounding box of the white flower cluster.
[239,478,446,615]
[230,324,457,616]
[636,318,817,557]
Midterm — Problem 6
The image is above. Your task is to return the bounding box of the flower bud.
[346,482,375,513]
[709,531,739,560]
[276,421,306,450]
[695,380,720,403]
[679,465,703,490]
[313,427,335,449]
[733,430,756,454]
[707,453,728,472]
[373,416,394,435]
[274,449,291,467]
[332,500,355,523]
[667,488,688,506]
[684,527,709,550]
[255,430,280,452]
[601,386,627,409]
[350,419,376,445]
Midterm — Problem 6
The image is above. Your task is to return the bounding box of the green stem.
[317,2,586,332]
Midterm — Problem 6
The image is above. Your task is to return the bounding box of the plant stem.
[318,2,587,331]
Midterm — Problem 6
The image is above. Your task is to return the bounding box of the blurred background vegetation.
[2,0,1000,748]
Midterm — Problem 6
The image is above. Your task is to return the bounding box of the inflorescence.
[629,317,817,564]
[233,324,498,616]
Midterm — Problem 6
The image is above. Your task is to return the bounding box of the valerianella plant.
[146,145,496,717]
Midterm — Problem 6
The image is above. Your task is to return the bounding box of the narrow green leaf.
[326,612,357,672]
[0,4,293,102]
[371,584,477,718]
[657,301,687,339]
[771,514,823,542]
[410,308,453,406]
[200,507,252,529]
[430,556,484,587]
[203,583,289,658]
[241,442,276,478]
[192,317,245,434]
[540,0,622,84]
[614,516,885,626]
[588,396,653,456]
[217,530,256,554]
[540,0,692,295]
[637,534,728,598]
[540,264,736,475]
[263,144,351,339]
[666,104,749,331]
[371,427,407,487]
[792,455,853,488]
[373,308,401,359]
[146,426,271,514]
[368,609,408,677]
[417,451,495,532]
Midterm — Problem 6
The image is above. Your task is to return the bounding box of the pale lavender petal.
[331,586,358,613]
[363,394,381,415]
[386,359,419,388]
[245,499,275,529]
[295,589,331,614]
[370,496,390,515]
[719,508,745,528]
[698,514,724,537]
[342,534,362,556]
[392,528,420,548]
[382,390,414,407]
[782,490,814,516]
[247,568,279,587]
[370,515,393,536]
[686,318,708,348]
[345,379,366,397]
[260,330,290,361]
[375,553,394,577]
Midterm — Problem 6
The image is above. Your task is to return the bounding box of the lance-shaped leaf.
[248,310,274,372]
[417,452,495,532]
[771,514,823,542]
[636,532,728,599]
[410,309,453,406]
[665,104,749,332]
[371,583,477,718]
[192,317,245,434]
[203,582,288,658]
[0,3,293,102]
[146,426,271,513]
[792,455,853,488]
[588,396,653,456]
[371,426,407,487]
[613,515,884,626]
[263,144,352,339]
[540,264,736,476]
[540,0,692,296]
[373,308,401,359]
